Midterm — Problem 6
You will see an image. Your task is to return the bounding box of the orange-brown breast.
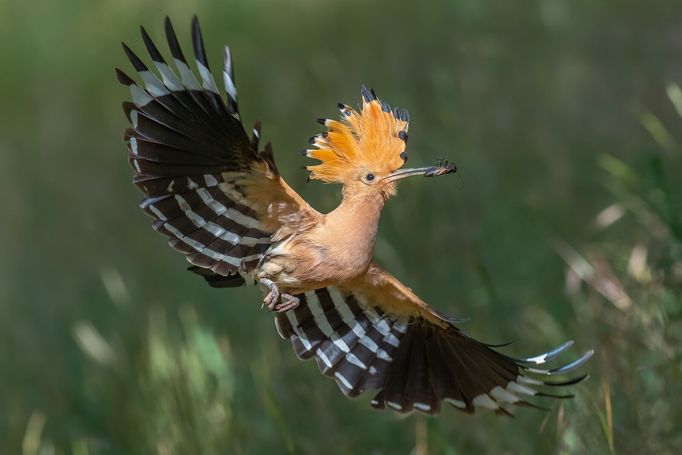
[255,191,387,294]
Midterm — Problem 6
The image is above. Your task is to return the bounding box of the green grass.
[1,0,681,453]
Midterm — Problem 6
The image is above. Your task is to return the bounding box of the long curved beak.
[384,160,457,183]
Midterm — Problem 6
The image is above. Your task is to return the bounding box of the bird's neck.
[324,190,386,266]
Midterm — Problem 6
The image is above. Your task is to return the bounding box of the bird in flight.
[117,16,593,416]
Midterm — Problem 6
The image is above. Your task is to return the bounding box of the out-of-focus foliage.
[1,0,681,453]
[73,305,235,454]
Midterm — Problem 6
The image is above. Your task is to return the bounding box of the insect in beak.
[384,159,457,182]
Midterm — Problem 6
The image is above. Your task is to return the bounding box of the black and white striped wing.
[117,17,275,281]
[275,288,408,397]
[275,287,593,416]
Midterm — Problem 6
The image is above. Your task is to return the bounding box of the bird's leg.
[260,277,280,308]
[258,277,300,312]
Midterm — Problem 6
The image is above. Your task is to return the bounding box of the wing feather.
[119,16,319,282]
[275,263,593,415]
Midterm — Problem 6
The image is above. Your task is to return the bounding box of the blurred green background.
[1,0,682,453]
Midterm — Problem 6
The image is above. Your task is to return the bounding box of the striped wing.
[117,17,317,283]
[275,266,593,416]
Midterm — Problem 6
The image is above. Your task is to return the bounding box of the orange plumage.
[305,95,409,184]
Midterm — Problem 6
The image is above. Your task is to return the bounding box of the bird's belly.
[255,238,371,294]
[255,258,323,294]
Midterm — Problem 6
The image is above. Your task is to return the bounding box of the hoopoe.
[117,16,593,416]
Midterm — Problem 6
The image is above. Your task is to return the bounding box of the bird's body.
[260,191,385,292]
[117,16,592,415]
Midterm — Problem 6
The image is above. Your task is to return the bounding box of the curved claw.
[275,294,300,313]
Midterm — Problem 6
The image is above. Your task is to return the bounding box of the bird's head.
[302,86,457,200]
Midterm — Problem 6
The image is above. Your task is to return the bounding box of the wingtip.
[190,15,210,69]
[139,25,152,44]
[121,42,147,71]
[548,349,595,375]
[140,25,165,63]
[518,340,575,365]
[115,68,134,85]
[191,14,201,37]
[120,41,134,58]
[541,372,590,387]
[164,15,174,36]
[223,46,233,69]
[164,16,187,62]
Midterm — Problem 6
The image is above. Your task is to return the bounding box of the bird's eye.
[365,173,375,182]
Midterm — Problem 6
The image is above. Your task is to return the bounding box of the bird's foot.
[263,283,279,309]
[259,278,300,312]
[275,293,300,312]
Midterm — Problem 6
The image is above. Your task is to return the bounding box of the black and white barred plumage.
[275,287,592,415]
[118,17,274,285]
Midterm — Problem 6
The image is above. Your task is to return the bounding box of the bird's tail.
[276,287,593,415]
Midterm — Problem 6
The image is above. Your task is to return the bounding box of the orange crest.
[303,86,410,183]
